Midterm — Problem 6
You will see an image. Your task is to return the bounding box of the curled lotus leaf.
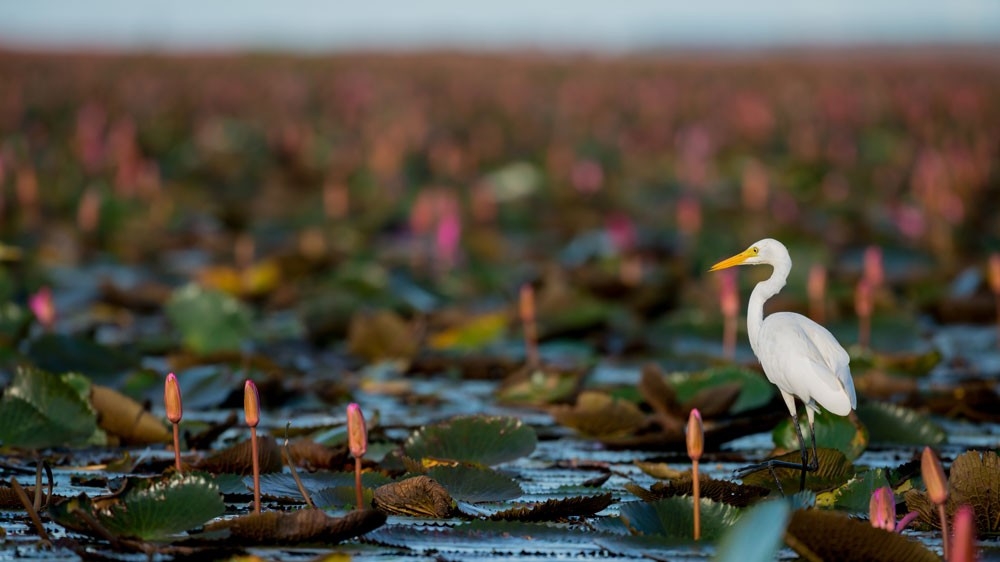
[740,448,854,493]
[626,476,769,508]
[550,391,647,439]
[372,475,455,518]
[785,508,939,562]
[488,493,613,522]
[204,508,386,545]
[404,415,537,466]
[904,449,1000,534]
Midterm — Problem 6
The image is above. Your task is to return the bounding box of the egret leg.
[807,419,819,471]
[735,413,820,494]
[792,414,809,492]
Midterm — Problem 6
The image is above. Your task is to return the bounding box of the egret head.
[709,238,789,271]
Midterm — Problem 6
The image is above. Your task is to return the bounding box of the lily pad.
[670,366,776,415]
[773,409,868,460]
[741,448,854,493]
[427,465,523,503]
[626,476,769,508]
[0,367,102,448]
[347,309,417,362]
[428,311,508,351]
[785,508,939,562]
[404,415,537,466]
[489,493,613,522]
[550,391,647,439]
[98,473,226,540]
[25,333,138,383]
[203,508,386,545]
[715,499,791,562]
[619,496,742,541]
[818,468,891,512]
[165,283,253,355]
[856,401,946,446]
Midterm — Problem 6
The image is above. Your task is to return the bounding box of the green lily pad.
[404,415,537,466]
[856,401,945,446]
[165,283,252,355]
[26,333,138,383]
[819,468,891,512]
[773,409,868,460]
[715,499,792,562]
[98,473,225,540]
[0,366,103,448]
[619,496,742,542]
[428,465,523,503]
[669,366,775,415]
[0,301,31,346]
[489,493,613,522]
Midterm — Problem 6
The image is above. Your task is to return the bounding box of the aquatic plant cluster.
[0,48,998,560]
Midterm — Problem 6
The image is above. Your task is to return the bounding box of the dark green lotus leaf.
[368,520,606,554]
[203,507,386,545]
[0,367,102,448]
[98,473,225,540]
[489,492,612,522]
[773,409,868,460]
[626,476,769,508]
[819,467,891,512]
[856,401,945,446]
[619,496,741,542]
[670,366,775,415]
[741,448,854,493]
[786,508,939,562]
[25,333,137,383]
[404,415,537,466]
[165,283,253,355]
[313,485,376,509]
[428,465,523,503]
[715,499,792,562]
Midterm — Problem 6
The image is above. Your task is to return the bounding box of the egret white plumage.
[709,238,857,492]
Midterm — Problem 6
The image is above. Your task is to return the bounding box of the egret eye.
[752,247,759,254]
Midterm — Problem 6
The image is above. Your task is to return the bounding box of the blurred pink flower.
[606,212,637,254]
[864,245,884,288]
[435,207,461,270]
[570,159,604,194]
[29,287,55,330]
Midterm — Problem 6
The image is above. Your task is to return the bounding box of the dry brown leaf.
[683,381,742,419]
[550,391,647,438]
[194,436,283,475]
[90,385,171,445]
[372,476,454,518]
[638,363,684,434]
[204,508,386,545]
[626,476,769,507]
[786,508,939,562]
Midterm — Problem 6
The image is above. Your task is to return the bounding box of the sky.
[1,0,999,52]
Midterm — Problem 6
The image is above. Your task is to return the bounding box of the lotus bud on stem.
[519,284,540,369]
[864,245,884,289]
[244,379,261,514]
[988,253,1000,347]
[921,447,949,557]
[164,373,183,473]
[29,287,56,332]
[347,402,368,510]
[855,279,873,350]
[686,408,703,541]
[869,486,895,531]
[951,505,977,562]
[808,264,826,324]
[720,270,739,361]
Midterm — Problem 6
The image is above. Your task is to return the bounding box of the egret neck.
[746,256,790,357]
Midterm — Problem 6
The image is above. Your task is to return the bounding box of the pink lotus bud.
[606,213,637,254]
[347,403,368,459]
[720,270,739,318]
[244,380,260,428]
[864,245,884,288]
[988,254,1000,295]
[676,195,702,236]
[951,505,978,562]
[435,209,461,269]
[164,373,183,424]
[855,279,873,318]
[808,264,826,305]
[570,159,604,194]
[29,287,55,329]
[519,284,536,327]
[686,409,703,462]
[869,486,896,531]
[921,447,948,505]
[77,187,101,235]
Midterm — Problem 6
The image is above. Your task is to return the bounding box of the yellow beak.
[709,248,754,272]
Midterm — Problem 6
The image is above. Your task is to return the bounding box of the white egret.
[709,238,857,492]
